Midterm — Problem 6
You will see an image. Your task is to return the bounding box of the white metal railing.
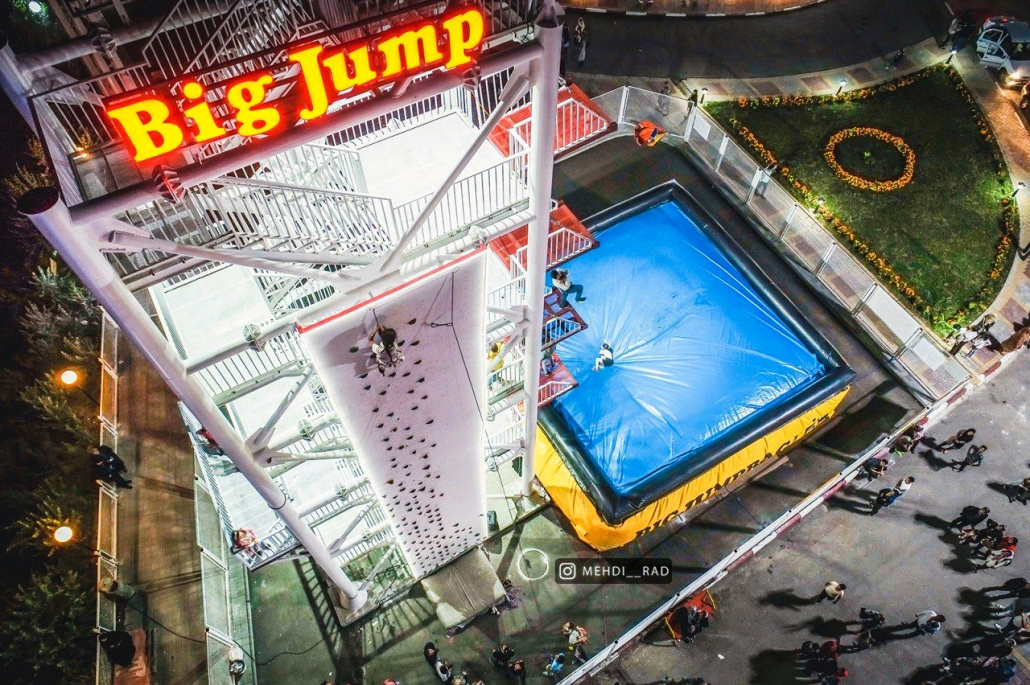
[593,86,969,403]
[541,312,585,348]
[392,154,531,253]
[538,376,576,406]
[28,63,152,156]
[95,314,120,685]
[510,94,611,156]
[512,222,598,273]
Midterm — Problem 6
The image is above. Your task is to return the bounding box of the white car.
[977,16,1030,88]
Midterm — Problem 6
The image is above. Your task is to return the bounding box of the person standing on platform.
[551,269,585,307]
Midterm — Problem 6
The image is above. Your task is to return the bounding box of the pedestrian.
[883,477,914,507]
[798,641,820,660]
[491,644,515,669]
[89,445,128,473]
[939,428,976,452]
[1007,478,1030,504]
[550,268,585,307]
[507,659,526,684]
[820,640,840,660]
[963,332,991,357]
[820,581,847,604]
[943,16,961,47]
[98,630,136,667]
[424,642,439,668]
[573,18,587,66]
[976,549,1016,572]
[871,487,894,515]
[859,607,886,629]
[92,451,132,489]
[950,505,990,529]
[435,659,453,683]
[542,653,565,678]
[913,611,945,635]
[889,48,906,70]
[864,455,891,480]
[975,520,1007,551]
[821,667,849,684]
[951,444,987,472]
[657,82,672,116]
[999,325,1030,355]
[844,630,875,653]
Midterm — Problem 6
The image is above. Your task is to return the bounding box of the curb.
[568,0,826,17]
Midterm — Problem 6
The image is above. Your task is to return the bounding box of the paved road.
[566,0,1028,79]
[606,359,1030,684]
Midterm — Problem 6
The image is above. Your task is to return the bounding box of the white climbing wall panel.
[300,252,489,577]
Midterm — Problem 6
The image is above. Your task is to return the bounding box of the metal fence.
[591,87,969,403]
[95,313,120,685]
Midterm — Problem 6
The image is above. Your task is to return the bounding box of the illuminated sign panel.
[105,8,486,163]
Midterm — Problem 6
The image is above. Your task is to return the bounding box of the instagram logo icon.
[557,562,577,581]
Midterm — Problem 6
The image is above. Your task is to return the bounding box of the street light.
[53,526,73,543]
[58,367,99,407]
[27,1,44,14]
[1013,181,1026,198]
[836,78,846,96]
[700,87,708,105]
[946,49,957,64]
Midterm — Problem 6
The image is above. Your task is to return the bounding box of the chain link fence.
[592,87,969,403]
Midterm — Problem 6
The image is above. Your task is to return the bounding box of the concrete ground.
[248,136,922,684]
[606,349,1030,684]
[110,333,208,681]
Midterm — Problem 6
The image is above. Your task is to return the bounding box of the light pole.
[836,78,846,96]
[1013,181,1026,199]
[53,526,96,555]
[946,49,957,64]
[57,368,99,407]
[700,87,708,105]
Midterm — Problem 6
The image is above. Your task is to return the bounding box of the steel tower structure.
[0,0,609,619]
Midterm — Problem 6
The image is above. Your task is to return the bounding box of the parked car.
[977,16,1030,88]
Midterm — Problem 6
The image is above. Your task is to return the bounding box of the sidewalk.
[109,334,207,682]
[563,0,824,16]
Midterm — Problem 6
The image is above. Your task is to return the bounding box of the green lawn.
[707,67,1016,333]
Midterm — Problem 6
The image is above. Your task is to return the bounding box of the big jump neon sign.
[105,7,486,163]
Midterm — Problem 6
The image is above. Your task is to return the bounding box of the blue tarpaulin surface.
[552,201,826,496]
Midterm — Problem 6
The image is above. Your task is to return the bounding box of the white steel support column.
[520,2,563,495]
[17,187,368,611]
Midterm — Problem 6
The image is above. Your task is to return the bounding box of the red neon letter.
[442,8,485,69]
[181,81,226,143]
[323,45,379,95]
[106,97,185,162]
[226,74,281,136]
[287,45,330,120]
[376,24,444,79]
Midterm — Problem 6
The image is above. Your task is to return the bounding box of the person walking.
[542,653,565,678]
[913,611,946,635]
[572,18,587,67]
[951,444,987,472]
[491,644,515,669]
[551,269,585,307]
[435,659,453,683]
[507,659,526,684]
[976,549,1016,572]
[888,48,906,70]
[1007,478,1030,505]
[423,641,439,669]
[950,505,990,529]
[939,428,976,452]
[859,607,886,630]
[820,581,847,604]
[881,477,914,509]
[871,488,894,515]
[92,450,132,489]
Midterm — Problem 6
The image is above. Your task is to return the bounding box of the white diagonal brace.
[246,364,315,450]
[104,230,359,282]
[328,503,379,556]
[377,70,531,274]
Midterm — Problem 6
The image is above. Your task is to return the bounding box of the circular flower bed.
[823,127,915,192]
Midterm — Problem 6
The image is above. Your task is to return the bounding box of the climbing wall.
[299,252,489,577]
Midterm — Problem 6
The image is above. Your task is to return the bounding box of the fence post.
[815,243,837,277]
[684,104,698,139]
[714,133,730,174]
[617,87,629,125]
[852,284,878,316]
[780,203,798,239]
[745,166,765,204]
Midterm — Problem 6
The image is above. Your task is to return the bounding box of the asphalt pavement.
[605,358,1030,684]
[565,0,1029,79]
